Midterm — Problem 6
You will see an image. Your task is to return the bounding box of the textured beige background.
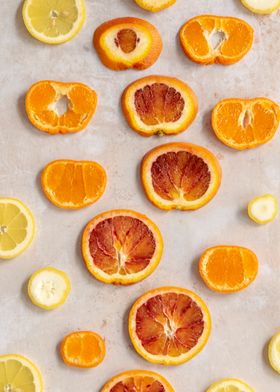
[1,1,280,391]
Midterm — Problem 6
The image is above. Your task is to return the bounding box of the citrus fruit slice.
[241,0,280,14]
[28,267,71,310]
[0,198,35,260]
[93,17,162,71]
[82,210,163,285]
[268,331,280,374]
[22,0,86,44]
[199,246,258,293]
[206,378,254,392]
[248,194,278,224]
[122,75,198,136]
[0,354,43,391]
[180,15,254,65]
[26,80,97,135]
[41,159,107,209]
[60,331,106,368]
[134,0,176,12]
[212,98,280,150]
[141,142,222,211]
[101,370,175,392]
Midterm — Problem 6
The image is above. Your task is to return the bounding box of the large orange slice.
[212,98,280,150]
[26,80,97,134]
[41,160,107,209]
[134,0,176,12]
[128,287,211,365]
[141,142,222,210]
[93,17,162,71]
[199,246,259,293]
[82,210,163,285]
[180,15,254,65]
[122,75,198,136]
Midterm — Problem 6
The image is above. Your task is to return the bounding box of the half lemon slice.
[248,194,278,224]
[206,378,254,392]
[241,0,280,14]
[268,331,280,374]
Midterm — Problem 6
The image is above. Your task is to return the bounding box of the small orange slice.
[199,246,259,293]
[41,160,107,209]
[180,15,254,65]
[212,98,280,150]
[122,75,198,136]
[134,0,176,12]
[26,80,98,134]
[128,287,211,365]
[82,210,163,285]
[93,17,162,71]
[141,142,222,210]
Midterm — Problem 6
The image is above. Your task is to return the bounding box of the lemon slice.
[240,0,280,14]
[0,198,35,260]
[28,267,71,310]
[206,378,254,392]
[22,0,86,44]
[0,354,43,391]
[248,194,278,224]
[268,331,280,374]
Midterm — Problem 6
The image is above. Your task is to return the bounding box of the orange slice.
[212,98,280,150]
[82,210,163,285]
[93,17,162,71]
[101,370,175,392]
[41,159,107,209]
[141,142,222,211]
[134,0,176,12]
[199,246,259,293]
[128,287,211,365]
[180,15,254,65]
[60,331,106,368]
[26,80,97,134]
[122,75,198,136]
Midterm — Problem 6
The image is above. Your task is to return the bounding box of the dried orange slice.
[199,246,259,293]
[60,331,105,368]
[26,80,97,134]
[128,287,211,365]
[82,210,163,285]
[212,98,280,150]
[141,142,222,211]
[101,370,175,392]
[122,75,198,136]
[180,15,254,65]
[93,17,162,71]
[41,159,107,209]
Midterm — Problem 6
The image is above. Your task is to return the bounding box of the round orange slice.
[122,75,198,136]
[82,210,163,285]
[141,142,222,211]
[93,17,162,71]
[128,287,211,365]
[180,15,254,65]
[212,98,280,150]
[26,80,98,134]
[60,331,105,368]
[199,246,259,293]
[101,370,175,392]
[134,0,176,12]
[41,159,107,209]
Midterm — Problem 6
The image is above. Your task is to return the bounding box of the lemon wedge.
[22,0,86,44]
[248,194,278,224]
[240,0,280,14]
[206,378,254,392]
[28,267,71,310]
[268,331,280,374]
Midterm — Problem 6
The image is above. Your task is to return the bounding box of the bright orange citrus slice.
[82,210,163,285]
[134,0,176,12]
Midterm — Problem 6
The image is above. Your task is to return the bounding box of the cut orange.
[93,17,162,71]
[122,75,198,136]
[41,159,107,209]
[212,98,280,150]
[82,210,163,285]
[26,80,97,134]
[60,331,105,368]
[199,246,258,293]
[128,287,211,365]
[180,15,254,65]
[134,0,176,12]
[101,370,175,392]
[141,142,222,211]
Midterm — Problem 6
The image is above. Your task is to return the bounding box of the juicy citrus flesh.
[199,246,259,293]
[241,0,280,14]
[26,81,97,134]
[248,194,278,224]
[134,0,176,12]
[206,378,255,392]
[41,160,107,209]
[268,331,280,374]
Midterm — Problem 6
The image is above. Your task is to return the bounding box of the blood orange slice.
[82,210,163,285]
[128,287,211,365]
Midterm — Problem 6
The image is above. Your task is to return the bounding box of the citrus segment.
[268,331,280,374]
[241,0,280,14]
[134,0,176,12]
[26,81,97,134]
[82,210,163,285]
[206,378,254,392]
[248,194,278,224]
